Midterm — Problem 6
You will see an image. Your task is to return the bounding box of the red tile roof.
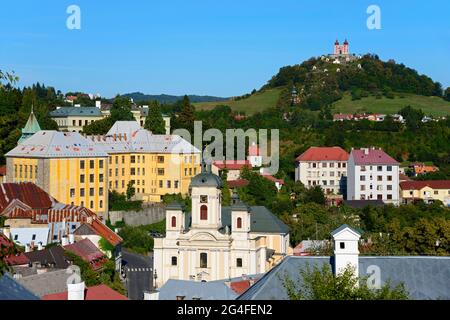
[400,180,450,191]
[230,280,253,295]
[0,166,6,176]
[0,183,54,212]
[64,238,106,270]
[399,173,412,181]
[42,284,128,300]
[296,147,349,162]
[261,174,285,185]
[0,183,122,247]
[90,218,123,247]
[212,160,252,170]
[228,179,249,188]
[351,148,399,165]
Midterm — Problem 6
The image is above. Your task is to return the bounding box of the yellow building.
[400,180,450,206]
[5,131,109,218]
[91,121,201,202]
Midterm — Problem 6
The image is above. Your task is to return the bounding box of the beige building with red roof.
[400,180,450,206]
[295,147,349,195]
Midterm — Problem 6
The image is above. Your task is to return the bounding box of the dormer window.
[340,242,345,249]
[200,195,208,203]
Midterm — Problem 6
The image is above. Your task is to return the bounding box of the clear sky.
[1,0,449,98]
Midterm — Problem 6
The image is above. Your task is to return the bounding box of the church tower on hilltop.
[334,39,349,55]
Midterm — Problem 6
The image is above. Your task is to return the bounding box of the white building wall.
[296,160,347,195]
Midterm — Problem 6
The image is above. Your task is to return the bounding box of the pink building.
[334,39,349,55]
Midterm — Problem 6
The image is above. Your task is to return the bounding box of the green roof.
[18,109,41,144]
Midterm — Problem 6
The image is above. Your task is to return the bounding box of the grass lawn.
[333,93,450,117]
[194,88,283,115]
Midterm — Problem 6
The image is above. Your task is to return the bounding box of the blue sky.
[1,0,449,98]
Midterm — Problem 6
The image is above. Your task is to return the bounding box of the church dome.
[190,172,223,188]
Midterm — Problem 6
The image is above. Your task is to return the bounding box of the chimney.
[95,100,101,109]
[123,133,127,141]
[25,244,31,253]
[68,281,85,301]
[118,133,122,140]
[113,134,117,141]
[331,225,361,277]
[61,236,69,246]
[364,148,369,155]
[68,234,75,244]
[37,242,43,251]
[143,291,160,300]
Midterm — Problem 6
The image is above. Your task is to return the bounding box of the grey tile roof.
[158,279,238,300]
[238,255,450,300]
[6,131,109,158]
[221,206,289,234]
[50,107,102,117]
[330,224,361,237]
[17,269,71,297]
[0,273,40,300]
[181,207,289,235]
[91,122,201,155]
[24,245,70,269]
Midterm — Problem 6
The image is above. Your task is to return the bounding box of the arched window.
[171,216,177,228]
[200,253,208,268]
[200,205,208,220]
[237,217,242,229]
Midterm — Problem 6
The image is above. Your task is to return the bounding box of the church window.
[171,257,177,266]
[237,217,242,229]
[200,253,207,268]
[340,242,345,249]
[171,216,177,228]
[236,258,242,268]
[200,205,208,220]
[200,195,208,203]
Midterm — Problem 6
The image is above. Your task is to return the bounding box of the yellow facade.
[401,186,450,204]
[107,153,200,202]
[8,156,108,218]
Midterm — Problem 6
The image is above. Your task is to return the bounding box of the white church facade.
[153,165,290,288]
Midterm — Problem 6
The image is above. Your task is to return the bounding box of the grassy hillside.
[194,88,450,117]
[194,88,282,115]
[333,93,450,117]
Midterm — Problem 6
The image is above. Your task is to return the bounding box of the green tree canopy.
[110,95,134,122]
[283,264,409,300]
[144,101,165,134]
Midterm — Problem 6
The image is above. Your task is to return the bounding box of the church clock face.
[200,195,208,203]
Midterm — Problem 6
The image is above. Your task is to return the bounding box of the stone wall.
[108,203,166,226]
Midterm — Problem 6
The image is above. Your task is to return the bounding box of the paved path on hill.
[122,250,154,300]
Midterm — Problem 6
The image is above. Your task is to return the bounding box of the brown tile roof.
[24,245,69,269]
[64,238,106,271]
[296,147,349,162]
[400,180,450,190]
[228,179,250,188]
[351,148,399,165]
[213,160,252,170]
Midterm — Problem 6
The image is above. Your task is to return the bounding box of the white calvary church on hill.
[153,163,290,288]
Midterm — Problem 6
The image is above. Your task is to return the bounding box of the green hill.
[194,88,282,115]
[333,93,450,117]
